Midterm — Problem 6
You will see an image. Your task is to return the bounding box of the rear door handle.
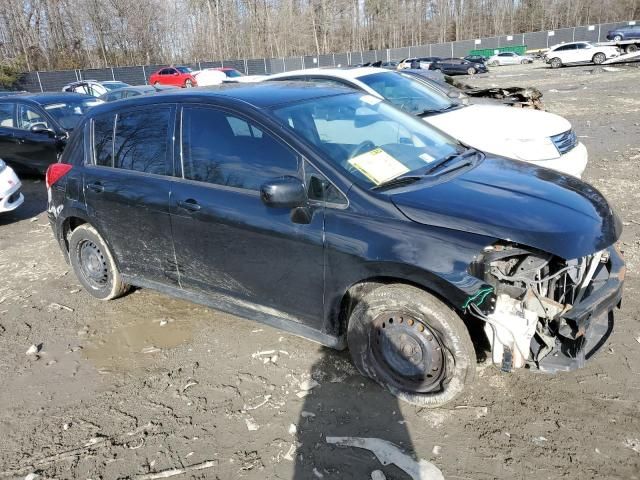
[177,199,201,212]
[86,182,104,193]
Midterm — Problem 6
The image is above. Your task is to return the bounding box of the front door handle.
[177,199,201,212]
[87,182,104,193]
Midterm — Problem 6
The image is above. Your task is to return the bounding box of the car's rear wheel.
[347,284,476,407]
[593,52,606,64]
[550,57,562,68]
[69,224,129,300]
[613,35,622,42]
[467,67,476,75]
[184,79,193,88]
[520,59,528,64]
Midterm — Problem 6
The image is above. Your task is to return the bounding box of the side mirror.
[30,123,55,136]
[260,176,307,209]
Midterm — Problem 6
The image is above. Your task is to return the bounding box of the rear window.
[92,106,172,175]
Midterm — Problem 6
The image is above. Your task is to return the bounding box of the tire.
[347,284,476,407]
[626,44,638,54]
[153,81,160,87]
[467,67,476,75]
[593,52,606,64]
[184,79,193,88]
[68,224,129,300]
[613,35,622,42]
[489,60,499,66]
[550,57,562,69]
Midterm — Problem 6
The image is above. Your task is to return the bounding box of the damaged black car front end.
[469,242,624,373]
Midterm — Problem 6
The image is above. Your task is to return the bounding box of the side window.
[113,106,172,175]
[307,77,353,89]
[181,106,298,190]
[92,106,171,175]
[0,103,15,128]
[93,113,115,167]
[17,104,49,129]
[305,161,346,205]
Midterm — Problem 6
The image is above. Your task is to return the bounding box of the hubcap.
[370,313,446,393]
[78,240,108,288]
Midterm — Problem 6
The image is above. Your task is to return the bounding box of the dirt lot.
[1,62,639,480]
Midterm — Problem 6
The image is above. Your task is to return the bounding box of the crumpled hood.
[391,156,622,259]
[425,104,571,155]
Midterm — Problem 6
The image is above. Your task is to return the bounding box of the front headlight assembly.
[506,137,560,161]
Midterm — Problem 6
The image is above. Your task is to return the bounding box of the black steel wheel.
[347,284,476,407]
[69,224,129,300]
[78,239,108,289]
[369,312,446,393]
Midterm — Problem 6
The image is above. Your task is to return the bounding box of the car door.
[0,102,18,166]
[83,104,178,285]
[169,104,325,325]
[12,102,61,173]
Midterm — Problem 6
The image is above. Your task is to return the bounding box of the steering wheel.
[349,140,376,160]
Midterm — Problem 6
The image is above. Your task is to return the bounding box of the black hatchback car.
[0,92,102,173]
[429,58,488,75]
[47,83,624,406]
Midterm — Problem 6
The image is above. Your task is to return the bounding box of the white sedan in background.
[543,42,620,68]
[0,159,24,213]
[487,51,534,65]
[267,67,588,177]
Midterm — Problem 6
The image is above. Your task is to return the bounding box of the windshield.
[102,82,128,91]
[271,93,462,189]
[224,69,243,78]
[358,72,455,116]
[44,98,103,130]
[177,67,192,73]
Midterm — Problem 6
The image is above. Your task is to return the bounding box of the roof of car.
[87,81,355,115]
[0,92,95,103]
[269,67,387,80]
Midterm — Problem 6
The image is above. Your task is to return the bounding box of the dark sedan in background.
[0,92,102,173]
[99,84,178,102]
[429,58,488,75]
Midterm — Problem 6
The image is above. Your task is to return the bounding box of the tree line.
[0,0,636,72]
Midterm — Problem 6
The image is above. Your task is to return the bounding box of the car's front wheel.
[68,224,129,300]
[593,52,606,64]
[489,60,499,66]
[467,67,476,75]
[347,284,476,407]
[184,79,193,88]
[550,57,562,68]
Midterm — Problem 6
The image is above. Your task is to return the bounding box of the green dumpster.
[469,45,527,57]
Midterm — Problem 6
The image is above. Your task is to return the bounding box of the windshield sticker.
[361,95,382,106]
[348,148,409,185]
[419,152,435,163]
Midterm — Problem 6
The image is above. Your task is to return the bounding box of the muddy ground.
[1,62,639,480]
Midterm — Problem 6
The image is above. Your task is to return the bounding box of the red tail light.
[46,163,73,189]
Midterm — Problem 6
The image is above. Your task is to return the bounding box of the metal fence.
[17,20,637,92]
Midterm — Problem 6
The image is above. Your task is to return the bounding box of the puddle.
[83,317,195,372]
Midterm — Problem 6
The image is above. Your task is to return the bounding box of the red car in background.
[148,66,197,88]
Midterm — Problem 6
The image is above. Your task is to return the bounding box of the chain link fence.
[17,20,636,92]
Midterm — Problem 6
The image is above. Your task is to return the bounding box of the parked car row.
[42,81,623,408]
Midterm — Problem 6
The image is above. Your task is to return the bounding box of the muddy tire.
[593,52,606,65]
[184,79,193,88]
[550,57,562,69]
[68,224,129,300]
[347,284,476,407]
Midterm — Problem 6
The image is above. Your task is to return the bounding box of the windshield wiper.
[372,175,423,192]
[424,148,478,175]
